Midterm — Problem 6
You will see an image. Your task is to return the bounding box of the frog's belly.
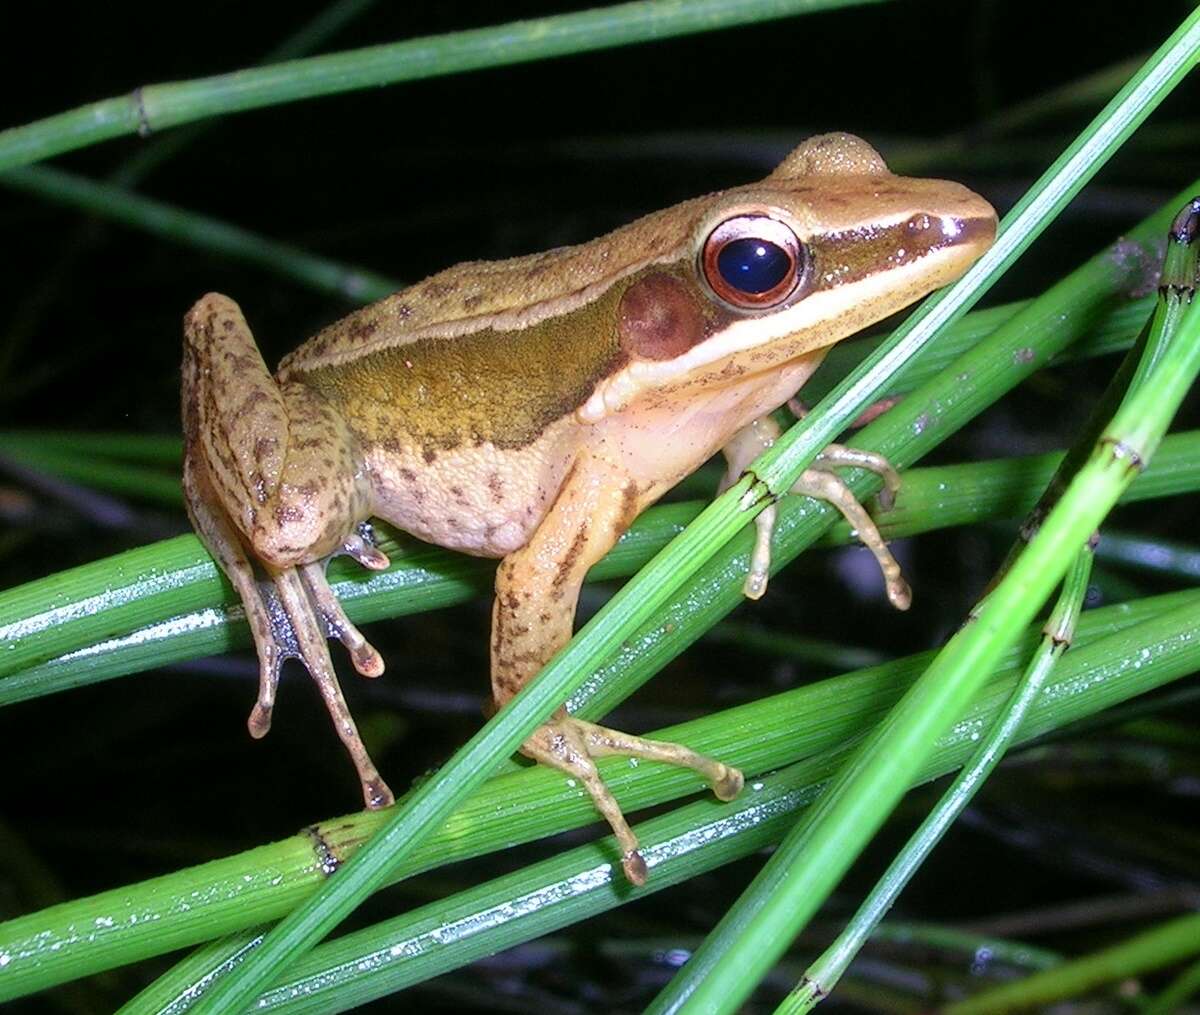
[362,420,579,558]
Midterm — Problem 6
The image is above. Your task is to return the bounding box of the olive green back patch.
[300,280,632,452]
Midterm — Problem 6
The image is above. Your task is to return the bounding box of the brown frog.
[182,133,995,882]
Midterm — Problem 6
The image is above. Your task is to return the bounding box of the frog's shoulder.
[278,193,720,377]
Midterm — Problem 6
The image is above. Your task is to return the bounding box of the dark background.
[1,2,1198,1011]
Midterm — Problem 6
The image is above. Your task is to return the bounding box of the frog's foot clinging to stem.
[522,711,743,885]
[720,416,909,606]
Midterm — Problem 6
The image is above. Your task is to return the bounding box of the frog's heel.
[490,451,743,884]
[182,293,393,809]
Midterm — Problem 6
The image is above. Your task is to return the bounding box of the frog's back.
[274,132,976,457]
[274,193,726,457]
[277,195,712,379]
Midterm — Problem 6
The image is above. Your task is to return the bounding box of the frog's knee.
[183,293,248,349]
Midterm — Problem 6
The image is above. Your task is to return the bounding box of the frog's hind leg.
[491,452,742,884]
[183,451,289,721]
[182,293,392,809]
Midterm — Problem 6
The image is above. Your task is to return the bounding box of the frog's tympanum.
[182,134,995,883]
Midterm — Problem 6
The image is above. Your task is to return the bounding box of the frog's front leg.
[720,414,910,607]
[182,293,393,809]
[491,452,742,885]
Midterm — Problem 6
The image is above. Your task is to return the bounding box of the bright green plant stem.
[123,596,1200,1013]
[923,196,1200,1015]
[773,222,1200,1009]
[764,226,1200,1015]
[943,913,1200,1015]
[0,590,1186,1007]
[775,549,1093,1013]
[0,0,883,172]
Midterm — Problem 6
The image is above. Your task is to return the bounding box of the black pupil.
[716,237,792,294]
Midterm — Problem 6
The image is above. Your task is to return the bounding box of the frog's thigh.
[183,293,361,567]
[183,294,289,548]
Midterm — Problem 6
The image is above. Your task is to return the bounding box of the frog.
[181,132,996,884]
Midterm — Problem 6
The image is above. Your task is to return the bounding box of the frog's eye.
[701,215,807,309]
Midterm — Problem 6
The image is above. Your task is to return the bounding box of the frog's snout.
[939,206,997,255]
[935,186,998,257]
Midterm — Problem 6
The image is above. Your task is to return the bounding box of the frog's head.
[578,132,996,421]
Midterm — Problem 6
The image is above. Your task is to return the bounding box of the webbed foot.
[247,559,394,809]
[522,713,743,884]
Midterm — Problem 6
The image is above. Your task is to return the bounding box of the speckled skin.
[181,134,996,880]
